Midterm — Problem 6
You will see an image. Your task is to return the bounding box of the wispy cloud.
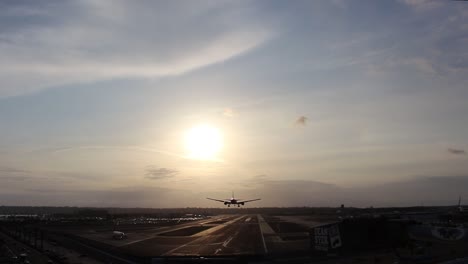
[0,175,33,181]
[229,175,468,207]
[2,173,468,207]
[37,145,185,159]
[0,166,34,182]
[0,185,188,207]
[330,0,347,9]
[448,148,466,155]
[145,166,179,180]
[295,116,308,126]
[398,0,444,11]
[0,167,30,174]
[0,1,273,98]
[222,108,237,118]
[252,174,269,182]
[241,174,270,186]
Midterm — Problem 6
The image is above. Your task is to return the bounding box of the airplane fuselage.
[224,198,245,207]
[207,192,260,207]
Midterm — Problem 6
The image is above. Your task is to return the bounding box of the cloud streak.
[145,166,179,180]
[398,0,444,11]
[0,167,30,174]
[448,148,466,155]
[2,173,468,207]
[36,145,186,159]
[0,1,273,98]
[232,175,468,207]
[0,185,188,207]
[222,108,237,118]
[295,116,308,126]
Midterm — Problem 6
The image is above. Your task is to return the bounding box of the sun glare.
[184,124,222,160]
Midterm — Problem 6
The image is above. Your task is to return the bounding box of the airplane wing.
[206,198,228,203]
[239,198,261,203]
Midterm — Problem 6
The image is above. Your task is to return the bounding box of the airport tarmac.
[117,215,264,256]
[72,214,313,258]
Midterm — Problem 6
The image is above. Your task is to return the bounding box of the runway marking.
[222,230,239,248]
[204,242,224,246]
[119,216,231,247]
[245,217,251,222]
[257,214,268,254]
[222,236,233,247]
[223,237,234,247]
[162,215,246,256]
[190,216,245,237]
[4,244,16,258]
[214,248,222,255]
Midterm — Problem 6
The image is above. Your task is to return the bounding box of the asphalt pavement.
[163,215,264,256]
[117,214,265,257]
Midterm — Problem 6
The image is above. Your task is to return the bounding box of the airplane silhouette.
[207,192,261,207]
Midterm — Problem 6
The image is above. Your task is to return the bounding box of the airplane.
[112,231,127,240]
[207,192,261,207]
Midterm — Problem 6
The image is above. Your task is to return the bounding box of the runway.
[116,215,265,257]
[66,214,313,259]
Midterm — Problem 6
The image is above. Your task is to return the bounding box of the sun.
[184,124,222,160]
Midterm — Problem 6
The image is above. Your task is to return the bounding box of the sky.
[1,0,468,208]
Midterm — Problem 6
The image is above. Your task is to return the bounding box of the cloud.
[330,0,347,9]
[361,175,468,206]
[0,167,30,174]
[222,108,236,118]
[252,174,269,181]
[241,174,270,185]
[231,178,344,207]
[398,0,443,11]
[0,1,273,98]
[295,116,308,126]
[0,167,34,181]
[236,175,468,207]
[0,185,190,207]
[145,166,179,180]
[448,148,466,155]
[37,145,186,159]
[402,57,437,74]
[2,174,468,207]
[0,175,33,181]
[319,1,466,78]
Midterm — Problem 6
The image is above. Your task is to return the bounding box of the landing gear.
[228,204,230,207]
[238,205,240,207]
